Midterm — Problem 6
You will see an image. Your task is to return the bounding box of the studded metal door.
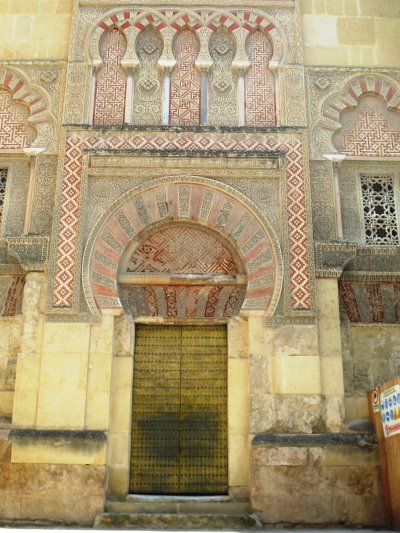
[130,325,228,495]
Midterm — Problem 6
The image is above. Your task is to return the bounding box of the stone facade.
[0,0,399,527]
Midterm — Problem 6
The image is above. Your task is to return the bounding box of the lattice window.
[0,169,8,229]
[361,175,399,245]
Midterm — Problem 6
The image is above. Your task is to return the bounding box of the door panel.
[130,326,181,494]
[129,325,228,495]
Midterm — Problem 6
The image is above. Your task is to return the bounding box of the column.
[323,153,346,240]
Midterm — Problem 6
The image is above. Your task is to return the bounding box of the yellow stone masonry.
[0,0,74,60]
[301,0,400,67]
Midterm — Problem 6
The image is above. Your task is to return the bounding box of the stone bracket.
[315,242,357,278]
[1,236,50,272]
[316,242,400,280]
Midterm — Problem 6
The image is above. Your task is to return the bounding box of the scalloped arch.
[313,74,400,155]
[82,176,283,317]
[87,7,286,66]
[0,68,55,149]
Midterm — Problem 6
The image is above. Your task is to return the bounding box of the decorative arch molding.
[82,177,283,317]
[313,74,400,156]
[0,68,54,149]
[87,7,286,68]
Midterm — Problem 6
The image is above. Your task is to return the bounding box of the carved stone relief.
[94,28,127,125]
[208,27,237,126]
[245,30,275,127]
[82,177,282,316]
[332,94,400,157]
[30,156,58,236]
[307,69,400,159]
[67,6,294,130]
[1,160,30,238]
[309,160,336,242]
[170,29,201,126]
[0,90,36,149]
[0,66,59,152]
[133,26,163,125]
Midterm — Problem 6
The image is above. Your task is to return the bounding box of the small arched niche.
[0,88,37,149]
[93,27,128,126]
[245,29,276,127]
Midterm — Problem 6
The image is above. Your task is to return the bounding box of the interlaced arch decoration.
[0,68,54,150]
[87,7,286,67]
[82,177,283,317]
[313,74,400,156]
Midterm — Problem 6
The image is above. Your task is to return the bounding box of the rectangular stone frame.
[46,128,314,320]
[107,314,251,501]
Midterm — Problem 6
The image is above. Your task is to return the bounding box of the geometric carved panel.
[333,95,400,157]
[94,28,127,126]
[122,284,246,318]
[339,280,400,323]
[245,30,275,127]
[121,225,245,318]
[126,226,242,275]
[0,90,36,149]
[0,168,7,230]
[170,30,201,126]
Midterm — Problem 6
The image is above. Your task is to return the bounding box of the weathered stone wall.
[251,436,385,527]
[342,323,400,421]
[0,317,23,422]
[0,460,106,525]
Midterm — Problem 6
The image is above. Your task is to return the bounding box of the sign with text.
[381,384,400,438]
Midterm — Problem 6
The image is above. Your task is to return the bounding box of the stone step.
[93,512,263,530]
[105,499,250,515]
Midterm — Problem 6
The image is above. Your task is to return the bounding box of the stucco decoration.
[82,176,283,317]
[312,74,400,157]
[0,68,56,151]
[86,7,287,67]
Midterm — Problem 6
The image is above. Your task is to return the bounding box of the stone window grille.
[361,175,399,245]
[0,168,8,230]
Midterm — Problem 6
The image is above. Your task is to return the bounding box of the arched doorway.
[118,222,247,494]
[82,177,282,497]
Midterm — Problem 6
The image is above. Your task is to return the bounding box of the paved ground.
[0,522,391,533]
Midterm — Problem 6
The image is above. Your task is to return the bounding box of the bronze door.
[130,324,228,495]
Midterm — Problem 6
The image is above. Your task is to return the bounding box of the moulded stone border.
[81,175,284,317]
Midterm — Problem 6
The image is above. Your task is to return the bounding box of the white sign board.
[381,384,400,438]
